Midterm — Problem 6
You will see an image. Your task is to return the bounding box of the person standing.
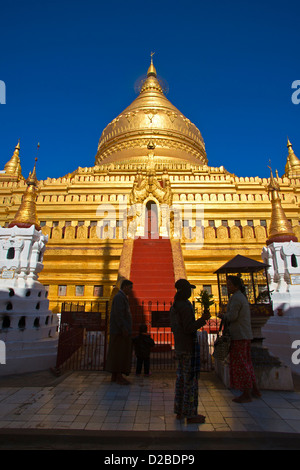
[223,275,261,403]
[133,323,155,376]
[106,279,133,385]
[170,279,211,423]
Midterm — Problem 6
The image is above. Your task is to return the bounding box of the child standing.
[133,324,155,376]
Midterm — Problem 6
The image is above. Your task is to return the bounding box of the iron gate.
[56,301,109,372]
[55,300,220,372]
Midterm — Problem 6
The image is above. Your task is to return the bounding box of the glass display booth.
[214,254,273,319]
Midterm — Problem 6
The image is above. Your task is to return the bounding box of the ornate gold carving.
[166,111,177,123]
[254,225,266,240]
[144,109,158,123]
[230,225,242,239]
[77,225,88,239]
[216,225,228,239]
[204,226,216,239]
[242,225,254,239]
[125,112,136,123]
[51,226,61,239]
[65,225,75,239]
[129,166,173,207]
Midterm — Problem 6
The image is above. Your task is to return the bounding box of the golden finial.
[267,162,280,191]
[27,157,38,186]
[140,52,163,94]
[147,52,157,77]
[266,165,298,245]
[26,143,39,185]
[8,150,40,231]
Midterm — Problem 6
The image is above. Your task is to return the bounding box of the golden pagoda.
[284,139,300,178]
[0,57,299,313]
[266,168,298,245]
[8,158,40,231]
[1,142,23,182]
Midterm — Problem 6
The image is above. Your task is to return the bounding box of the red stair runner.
[129,237,175,305]
[128,237,175,340]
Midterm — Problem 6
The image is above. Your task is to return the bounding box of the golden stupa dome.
[95,57,207,166]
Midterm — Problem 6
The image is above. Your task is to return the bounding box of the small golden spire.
[140,53,163,94]
[266,165,298,245]
[4,141,22,178]
[147,52,157,77]
[8,153,40,231]
[287,138,300,166]
[27,157,38,186]
[267,164,280,192]
[285,138,300,177]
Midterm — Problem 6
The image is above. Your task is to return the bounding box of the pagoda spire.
[8,156,40,231]
[140,53,163,94]
[266,166,298,245]
[147,52,157,77]
[3,141,22,179]
[284,138,300,177]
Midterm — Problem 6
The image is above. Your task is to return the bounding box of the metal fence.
[56,301,109,371]
[55,300,220,372]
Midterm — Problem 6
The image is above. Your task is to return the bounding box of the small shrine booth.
[214,254,294,390]
[215,254,273,320]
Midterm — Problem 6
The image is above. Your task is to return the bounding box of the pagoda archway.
[145,200,159,239]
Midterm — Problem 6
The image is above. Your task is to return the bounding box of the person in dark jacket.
[170,279,211,424]
[133,324,155,376]
[106,279,133,385]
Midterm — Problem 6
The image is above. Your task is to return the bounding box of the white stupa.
[0,156,58,376]
[261,168,300,375]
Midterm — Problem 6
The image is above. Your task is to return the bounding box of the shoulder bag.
[213,318,231,361]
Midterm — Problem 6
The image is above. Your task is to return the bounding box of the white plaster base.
[214,354,294,391]
[0,337,58,376]
[262,311,300,376]
[254,363,294,391]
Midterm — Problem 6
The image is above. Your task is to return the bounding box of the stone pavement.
[0,369,300,449]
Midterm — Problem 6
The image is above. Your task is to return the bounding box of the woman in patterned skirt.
[170,279,211,423]
[223,275,261,403]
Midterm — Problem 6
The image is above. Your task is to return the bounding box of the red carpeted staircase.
[129,237,175,341]
[129,237,175,304]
